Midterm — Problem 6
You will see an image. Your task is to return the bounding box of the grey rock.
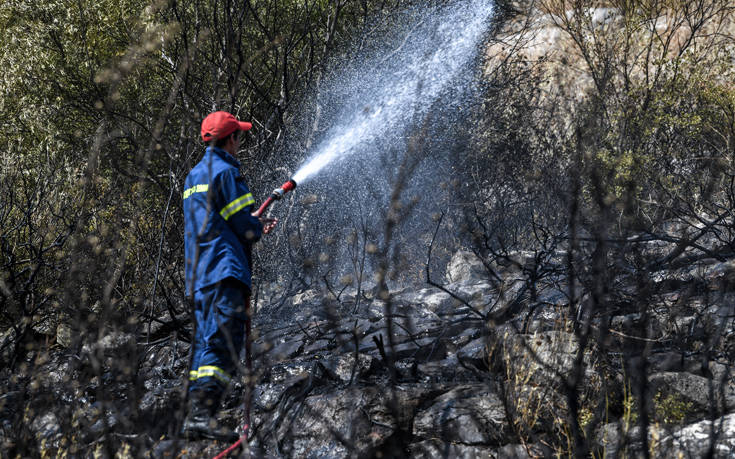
[253,382,285,411]
[596,422,628,458]
[409,439,497,458]
[522,318,555,334]
[81,331,135,356]
[361,330,445,360]
[612,312,667,341]
[682,259,735,285]
[522,296,566,333]
[336,281,378,303]
[150,440,182,458]
[399,302,442,323]
[457,337,489,371]
[320,353,375,383]
[0,421,11,452]
[393,358,417,380]
[31,316,56,337]
[382,384,437,429]
[350,318,372,338]
[292,289,319,307]
[446,250,487,283]
[367,299,387,321]
[30,412,61,444]
[268,338,303,362]
[138,389,163,413]
[596,423,661,458]
[433,296,468,317]
[501,331,584,385]
[151,440,221,458]
[268,361,314,384]
[37,360,74,387]
[0,391,21,419]
[390,337,447,362]
[534,285,569,307]
[708,296,735,327]
[89,410,119,435]
[412,384,508,445]
[142,343,176,370]
[647,351,704,375]
[254,371,310,411]
[656,413,735,458]
[597,423,624,458]
[649,371,735,416]
[496,443,553,458]
[449,325,484,350]
[368,296,442,326]
[709,361,732,382]
[709,364,735,410]
[303,339,331,354]
[393,288,454,313]
[417,355,475,384]
[507,383,570,439]
[442,282,494,305]
[277,385,428,458]
[357,330,383,355]
[56,323,72,348]
[0,329,15,364]
[258,325,298,345]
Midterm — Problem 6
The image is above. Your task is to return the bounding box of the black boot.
[181,391,239,442]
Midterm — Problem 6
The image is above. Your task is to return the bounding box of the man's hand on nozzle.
[258,217,278,234]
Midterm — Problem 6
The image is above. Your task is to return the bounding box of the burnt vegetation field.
[1,0,735,457]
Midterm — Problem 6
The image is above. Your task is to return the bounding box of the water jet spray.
[253,0,493,223]
[284,0,493,188]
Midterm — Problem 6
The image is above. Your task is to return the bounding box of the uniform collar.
[206,146,241,168]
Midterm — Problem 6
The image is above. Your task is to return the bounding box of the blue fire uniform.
[183,146,262,393]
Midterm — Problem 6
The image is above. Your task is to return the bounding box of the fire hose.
[252,179,297,218]
[212,296,251,459]
[212,179,296,459]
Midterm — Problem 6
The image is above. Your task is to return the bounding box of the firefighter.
[181,111,275,441]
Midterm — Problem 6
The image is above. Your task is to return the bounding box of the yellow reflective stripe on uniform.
[183,184,209,199]
[192,365,232,384]
[189,371,198,381]
[219,193,255,221]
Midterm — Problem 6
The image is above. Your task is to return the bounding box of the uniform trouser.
[189,277,250,399]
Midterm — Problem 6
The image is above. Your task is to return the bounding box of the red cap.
[201,111,252,142]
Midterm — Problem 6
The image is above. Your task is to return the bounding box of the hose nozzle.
[253,179,297,217]
[273,179,297,199]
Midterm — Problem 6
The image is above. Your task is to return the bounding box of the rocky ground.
[1,241,734,458]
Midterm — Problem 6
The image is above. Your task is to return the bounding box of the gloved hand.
[258,217,278,234]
